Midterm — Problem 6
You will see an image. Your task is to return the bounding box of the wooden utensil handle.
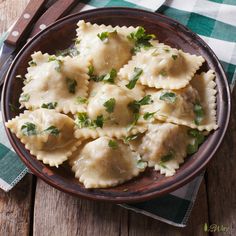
[5,0,47,46]
[29,0,77,38]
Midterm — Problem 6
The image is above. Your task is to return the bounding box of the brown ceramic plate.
[1,8,231,203]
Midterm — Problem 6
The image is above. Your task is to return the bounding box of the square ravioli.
[19,51,89,114]
[119,42,205,89]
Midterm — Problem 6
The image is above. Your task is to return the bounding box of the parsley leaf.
[90,68,117,84]
[21,122,37,136]
[19,93,30,102]
[159,92,177,103]
[56,46,79,57]
[48,55,63,72]
[41,102,57,109]
[75,113,91,128]
[160,70,167,76]
[103,98,116,113]
[172,54,178,60]
[124,133,140,143]
[94,115,104,128]
[187,129,205,155]
[143,112,156,120]
[125,67,143,89]
[128,95,153,113]
[194,101,204,125]
[66,78,77,94]
[29,60,37,66]
[44,126,60,136]
[76,96,88,104]
[128,26,156,53]
[97,32,109,42]
[158,151,174,168]
[108,140,118,149]
[127,113,140,132]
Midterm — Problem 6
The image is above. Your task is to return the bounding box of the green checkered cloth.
[0,0,235,227]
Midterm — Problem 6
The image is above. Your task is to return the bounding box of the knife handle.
[29,0,77,39]
[5,0,47,46]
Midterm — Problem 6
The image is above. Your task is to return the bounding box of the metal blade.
[0,43,15,86]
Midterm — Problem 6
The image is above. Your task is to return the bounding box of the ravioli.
[76,20,136,76]
[129,123,190,176]
[20,51,89,114]
[74,84,147,139]
[119,42,205,89]
[142,70,217,131]
[5,109,79,167]
[70,136,147,188]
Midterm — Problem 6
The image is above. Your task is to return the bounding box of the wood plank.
[128,180,209,236]
[206,88,236,236]
[0,174,33,236]
[33,179,128,236]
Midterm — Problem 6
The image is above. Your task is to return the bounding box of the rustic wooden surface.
[0,1,235,235]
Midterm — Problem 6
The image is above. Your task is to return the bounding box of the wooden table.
[0,1,235,235]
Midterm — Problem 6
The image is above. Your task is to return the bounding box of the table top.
[0,1,235,235]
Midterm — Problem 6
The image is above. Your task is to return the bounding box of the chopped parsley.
[160,70,167,77]
[44,126,60,136]
[76,96,88,104]
[94,115,104,128]
[97,31,109,42]
[187,129,205,155]
[56,46,79,57]
[21,122,37,136]
[124,133,140,143]
[48,56,63,72]
[125,67,143,89]
[41,102,58,109]
[28,60,37,66]
[194,101,204,125]
[127,113,140,132]
[164,48,170,53]
[159,92,177,103]
[19,93,30,102]
[89,68,117,84]
[103,98,116,113]
[158,151,174,168]
[108,140,118,149]
[128,95,153,113]
[66,78,77,94]
[128,26,156,53]
[143,112,156,120]
[75,113,104,129]
[172,54,178,60]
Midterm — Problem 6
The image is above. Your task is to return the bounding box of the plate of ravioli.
[2,8,230,202]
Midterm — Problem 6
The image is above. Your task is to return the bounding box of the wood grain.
[33,179,128,236]
[205,88,236,236]
[0,174,33,236]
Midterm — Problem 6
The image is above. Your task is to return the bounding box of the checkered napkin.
[0,0,235,227]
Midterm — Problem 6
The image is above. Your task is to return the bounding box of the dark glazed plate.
[1,7,231,203]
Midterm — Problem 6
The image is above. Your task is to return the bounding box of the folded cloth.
[0,0,235,227]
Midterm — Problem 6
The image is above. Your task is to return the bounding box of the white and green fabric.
[0,0,235,227]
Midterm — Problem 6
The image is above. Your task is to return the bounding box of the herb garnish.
[76,97,88,104]
[56,46,79,57]
[108,140,118,149]
[194,101,204,125]
[29,60,37,66]
[128,95,153,113]
[124,133,140,143]
[75,113,104,129]
[103,98,116,113]
[90,68,117,84]
[159,92,177,103]
[44,126,60,136]
[172,54,178,60]
[48,56,63,73]
[187,129,205,155]
[125,67,143,89]
[19,93,30,102]
[160,70,167,77]
[21,122,37,136]
[66,78,77,94]
[127,113,140,132]
[41,102,58,109]
[143,112,156,120]
[158,151,174,168]
[97,32,109,42]
[128,26,156,53]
